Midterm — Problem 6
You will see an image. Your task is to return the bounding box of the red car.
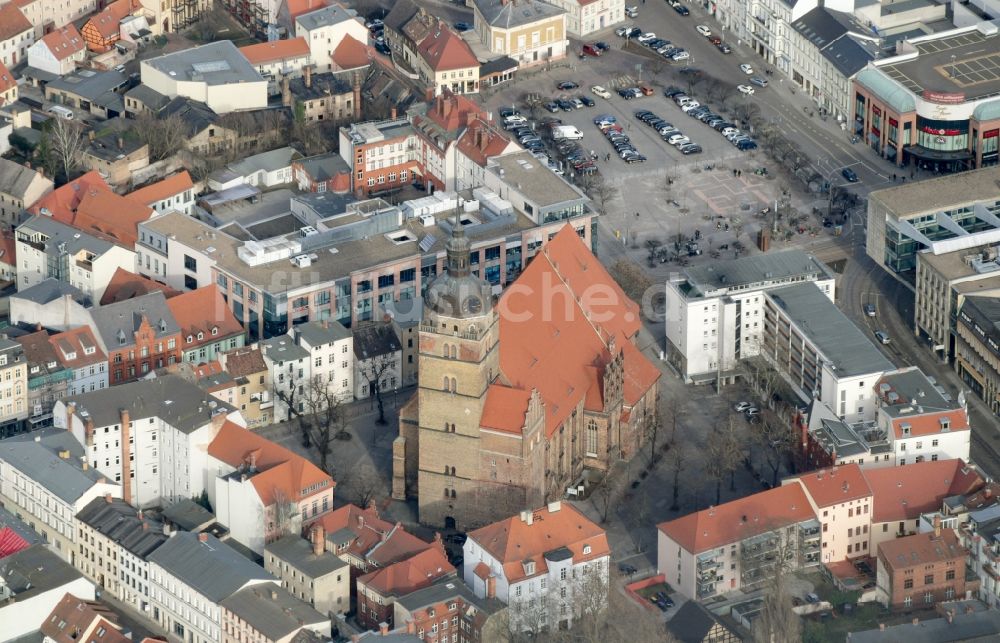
[582,43,602,56]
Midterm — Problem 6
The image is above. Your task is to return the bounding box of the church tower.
[415,220,501,529]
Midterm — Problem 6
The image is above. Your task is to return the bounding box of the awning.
[903,145,974,162]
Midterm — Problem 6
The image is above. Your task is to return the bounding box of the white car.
[696,25,712,37]
[738,84,755,95]
[667,133,688,144]
[740,63,754,75]
[625,5,639,17]
[670,135,691,146]
[591,85,611,98]
[637,32,656,43]
[672,51,690,61]
[680,101,701,112]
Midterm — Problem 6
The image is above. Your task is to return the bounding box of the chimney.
[211,411,227,431]
[163,521,172,536]
[304,64,312,88]
[281,75,292,108]
[198,532,208,542]
[271,589,278,600]
[379,623,389,635]
[934,515,942,538]
[117,136,124,150]
[137,509,143,520]
[912,618,919,626]
[58,449,70,459]
[311,523,325,556]
[63,293,73,329]
[81,462,89,470]
[526,512,533,526]
[486,574,496,599]
[120,408,132,505]
[104,493,113,503]
[88,130,95,142]
[249,451,257,471]
[391,107,397,119]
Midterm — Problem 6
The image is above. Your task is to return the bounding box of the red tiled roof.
[496,225,658,437]
[286,0,328,20]
[0,229,15,267]
[220,346,267,377]
[239,37,311,65]
[866,458,983,523]
[40,594,130,643]
[416,26,478,72]
[166,285,244,350]
[879,528,965,571]
[0,4,31,42]
[125,171,193,207]
[480,385,530,434]
[454,119,515,167]
[49,327,106,369]
[0,62,16,97]
[331,34,370,70]
[86,0,136,40]
[73,188,153,246]
[0,527,31,559]
[468,503,609,584]
[891,409,969,439]
[790,463,873,508]
[424,91,485,132]
[208,421,334,506]
[658,484,815,554]
[40,24,85,61]
[100,267,180,305]
[358,542,454,596]
[317,504,430,567]
[29,171,109,219]
[473,561,490,580]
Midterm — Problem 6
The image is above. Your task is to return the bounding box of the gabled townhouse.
[291,152,353,193]
[125,171,195,216]
[0,158,53,231]
[40,593,131,643]
[463,502,610,633]
[0,427,120,563]
[0,337,28,437]
[453,118,519,194]
[0,4,34,68]
[392,576,508,642]
[221,583,330,642]
[81,0,138,53]
[383,0,434,72]
[414,23,480,97]
[207,420,335,553]
[0,546,95,641]
[147,531,278,643]
[353,322,402,400]
[87,291,183,385]
[15,329,72,430]
[357,539,455,630]
[294,4,369,74]
[14,0,99,40]
[657,484,821,600]
[26,24,87,76]
[239,37,312,95]
[265,528,351,617]
[50,326,108,396]
[785,464,874,565]
[217,346,273,428]
[75,495,169,613]
[14,215,137,301]
[289,319,353,402]
[316,503,432,579]
[471,0,567,68]
[167,285,246,364]
[54,374,241,507]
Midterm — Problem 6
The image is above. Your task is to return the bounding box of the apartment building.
[260,333,310,422]
[75,495,169,613]
[148,531,278,643]
[0,427,120,563]
[207,420,335,553]
[287,68,357,124]
[54,375,240,508]
[221,583,329,643]
[964,503,1000,608]
[15,329,72,430]
[25,24,86,76]
[51,326,108,396]
[658,484,820,600]
[87,292,183,385]
[545,0,623,37]
[471,0,567,67]
[125,171,195,216]
[0,158,53,231]
[762,282,894,423]
[356,541,454,630]
[876,523,968,610]
[217,346,273,428]
[414,27,480,97]
[0,3,34,68]
[339,117,421,197]
[294,4,368,74]
[136,211,217,291]
[290,319,353,402]
[14,215,136,301]
[664,249,836,384]
[12,0,99,39]
[353,322,401,400]
[0,337,28,436]
[463,502,609,633]
[712,0,800,77]
[956,294,1000,416]
[265,528,351,617]
[786,465,874,565]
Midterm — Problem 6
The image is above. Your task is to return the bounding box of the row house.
[54,374,242,508]
[207,420,335,554]
[260,333,311,422]
[0,4,34,68]
[0,336,28,437]
[26,23,86,76]
[352,322,401,401]
[356,539,454,630]
[0,157,53,231]
[75,495,169,613]
[0,546,97,641]
[221,583,329,643]
[15,329,73,431]
[87,291,182,385]
[125,171,195,216]
[265,527,351,617]
[51,326,108,396]
[80,124,151,190]
[0,427,120,563]
[166,285,246,363]
[13,0,99,39]
[290,319,354,402]
[339,116,422,197]
[412,22,480,97]
[464,502,610,633]
[964,503,1000,608]
[287,69,358,124]
[81,0,138,53]
[148,531,278,643]
[216,346,272,428]
[785,465,874,565]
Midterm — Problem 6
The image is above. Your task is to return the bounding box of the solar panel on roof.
[419,233,436,252]
[191,60,231,73]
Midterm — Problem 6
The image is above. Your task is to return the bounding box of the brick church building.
[393,223,660,530]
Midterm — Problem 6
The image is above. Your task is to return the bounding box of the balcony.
[697,554,723,572]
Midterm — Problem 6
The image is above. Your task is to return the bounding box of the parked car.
[673,3,690,15]
[637,32,656,44]
[875,330,890,344]
[453,21,472,31]
[717,42,733,53]
[592,85,611,98]
[735,402,752,412]
[578,95,595,107]
[750,76,769,87]
[842,167,859,182]
[374,41,391,56]
[595,41,610,51]
[582,43,602,57]
[696,24,712,37]
[738,84,755,95]
[625,5,639,17]
[543,101,560,112]
[557,81,579,90]
[672,51,690,61]
[679,143,703,154]
[740,63,754,74]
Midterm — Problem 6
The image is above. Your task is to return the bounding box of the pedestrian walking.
[636,211,640,218]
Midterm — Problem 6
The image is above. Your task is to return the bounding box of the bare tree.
[608,258,652,303]
[754,409,797,487]
[134,111,188,161]
[358,350,397,425]
[705,428,729,505]
[665,441,687,511]
[583,175,619,215]
[44,118,86,182]
[752,541,803,643]
[591,464,622,524]
[271,487,300,539]
[300,374,346,474]
[643,408,663,462]
[339,463,382,509]
[662,394,683,445]
[719,417,745,492]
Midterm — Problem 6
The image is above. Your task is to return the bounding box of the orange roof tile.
[657,484,815,554]
[40,594,130,643]
[480,385,530,434]
[473,561,490,580]
[0,229,15,267]
[468,503,609,584]
[50,327,106,369]
[358,543,454,596]
[879,528,965,571]
[239,37,311,65]
[454,119,515,167]
[100,267,180,305]
[40,24,85,61]
[221,346,267,377]
[125,171,193,207]
[424,91,485,132]
[0,4,31,42]
[29,171,109,220]
[790,463,873,508]
[286,0,328,20]
[166,285,244,350]
[890,409,969,439]
[416,26,478,72]
[0,62,15,98]
[866,458,983,523]
[208,421,334,506]
[86,0,136,40]
[496,225,658,437]
[317,504,431,567]
[72,188,153,247]
[331,34,370,70]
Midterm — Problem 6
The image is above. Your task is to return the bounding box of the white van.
[552,125,583,141]
[47,105,74,120]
